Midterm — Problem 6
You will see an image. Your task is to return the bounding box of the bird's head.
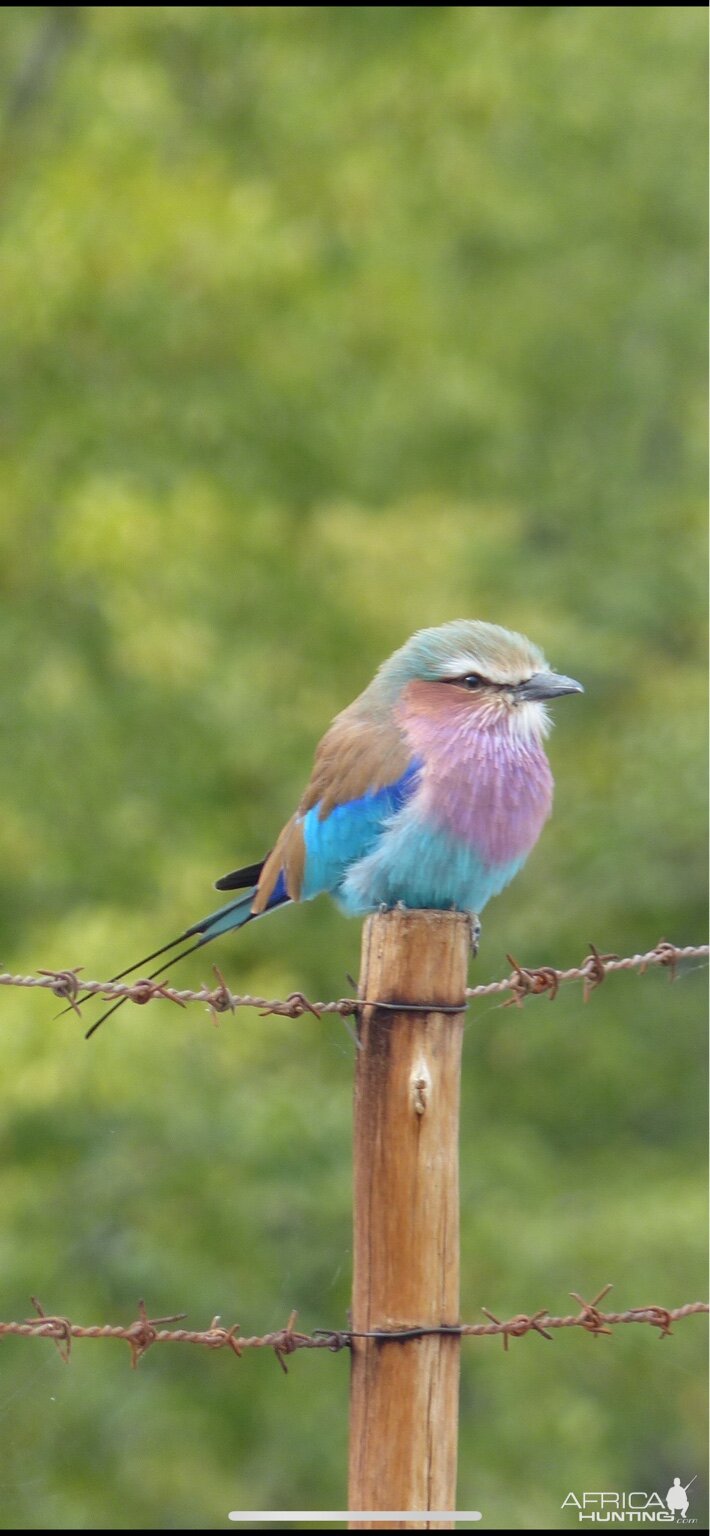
[378,620,583,742]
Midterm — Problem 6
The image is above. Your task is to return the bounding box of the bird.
[82,620,582,1035]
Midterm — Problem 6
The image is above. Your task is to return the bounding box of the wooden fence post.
[348,908,472,1531]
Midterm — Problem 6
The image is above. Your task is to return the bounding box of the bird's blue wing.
[299,761,421,901]
[251,705,420,914]
[202,764,421,936]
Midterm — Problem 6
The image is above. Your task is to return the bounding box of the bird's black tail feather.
[214,857,267,892]
[83,937,209,1039]
[70,888,261,1038]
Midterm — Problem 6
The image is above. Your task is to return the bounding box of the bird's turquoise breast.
[337,808,526,916]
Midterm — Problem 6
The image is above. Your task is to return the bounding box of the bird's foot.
[470,914,481,956]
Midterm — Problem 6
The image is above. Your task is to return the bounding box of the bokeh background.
[0,6,706,1530]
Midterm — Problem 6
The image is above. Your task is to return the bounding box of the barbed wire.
[0,939,706,1022]
[2,1291,706,1372]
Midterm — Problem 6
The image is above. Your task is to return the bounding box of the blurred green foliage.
[0,6,706,1529]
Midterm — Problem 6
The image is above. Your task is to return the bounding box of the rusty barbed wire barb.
[627,1305,674,1338]
[653,939,681,980]
[580,947,618,1001]
[27,1297,74,1362]
[524,966,560,1001]
[0,939,706,1021]
[124,1300,189,1368]
[479,1306,554,1351]
[502,953,560,1007]
[132,979,188,1009]
[202,1316,244,1355]
[0,1295,705,1367]
[37,967,84,1015]
[569,1284,615,1335]
[206,965,237,1021]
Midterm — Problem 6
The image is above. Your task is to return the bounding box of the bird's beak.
[515,670,584,702]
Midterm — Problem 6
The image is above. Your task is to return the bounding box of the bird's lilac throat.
[397,680,554,866]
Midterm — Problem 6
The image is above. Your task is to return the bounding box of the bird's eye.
[462,674,484,690]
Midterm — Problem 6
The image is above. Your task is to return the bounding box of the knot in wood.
[409,1056,432,1116]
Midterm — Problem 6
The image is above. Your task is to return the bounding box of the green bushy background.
[0,7,706,1529]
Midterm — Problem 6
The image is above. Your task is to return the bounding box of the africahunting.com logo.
[562,1476,697,1524]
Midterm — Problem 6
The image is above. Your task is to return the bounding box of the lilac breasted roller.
[85,620,582,1034]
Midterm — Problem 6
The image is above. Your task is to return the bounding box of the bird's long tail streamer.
[68,891,259,1038]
